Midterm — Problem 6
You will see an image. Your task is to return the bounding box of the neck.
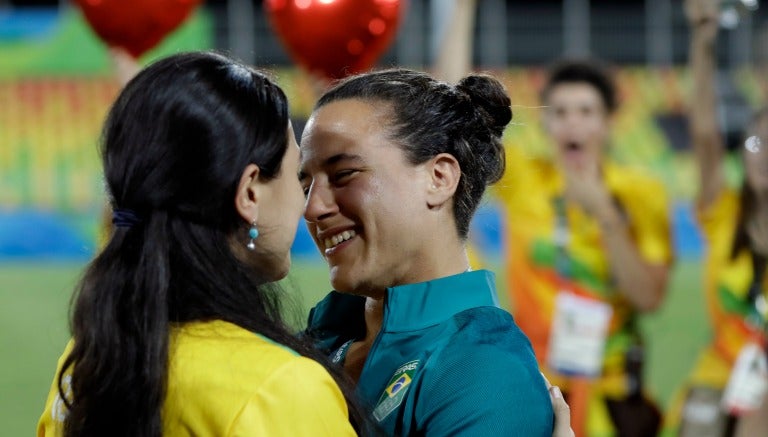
[361,250,471,343]
[747,198,768,257]
[362,297,384,344]
[366,229,469,295]
[410,221,471,284]
[755,191,768,210]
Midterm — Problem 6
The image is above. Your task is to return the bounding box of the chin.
[263,257,291,283]
[329,269,354,293]
[330,269,385,298]
[329,266,363,294]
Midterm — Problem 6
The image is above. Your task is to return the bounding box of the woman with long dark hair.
[37,51,367,436]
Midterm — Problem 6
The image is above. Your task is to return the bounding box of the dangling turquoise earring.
[247,221,259,250]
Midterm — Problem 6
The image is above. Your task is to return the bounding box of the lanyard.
[552,197,572,283]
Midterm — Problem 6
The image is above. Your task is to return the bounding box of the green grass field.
[1,260,708,436]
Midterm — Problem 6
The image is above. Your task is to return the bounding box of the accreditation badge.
[722,342,768,415]
[547,292,612,377]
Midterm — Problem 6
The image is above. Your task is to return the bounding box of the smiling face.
[299,99,435,296]
[543,82,611,170]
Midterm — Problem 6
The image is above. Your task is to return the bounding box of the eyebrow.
[299,153,365,181]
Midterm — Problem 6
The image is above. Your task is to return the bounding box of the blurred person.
[299,67,556,436]
[37,51,369,437]
[668,1,768,435]
[494,59,673,436]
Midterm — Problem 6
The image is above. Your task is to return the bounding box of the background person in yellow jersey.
[495,59,674,436]
[37,52,369,437]
[669,1,768,436]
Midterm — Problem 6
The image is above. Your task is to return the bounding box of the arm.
[432,0,477,83]
[594,199,669,311]
[686,0,726,209]
[563,162,670,312]
[108,47,141,88]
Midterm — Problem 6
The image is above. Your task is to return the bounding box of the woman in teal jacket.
[299,68,555,436]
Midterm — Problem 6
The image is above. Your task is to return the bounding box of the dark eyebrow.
[299,153,365,181]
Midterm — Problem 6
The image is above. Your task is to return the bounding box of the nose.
[303,181,338,223]
[563,110,581,128]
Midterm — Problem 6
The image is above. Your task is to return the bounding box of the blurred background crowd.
[1,0,766,436]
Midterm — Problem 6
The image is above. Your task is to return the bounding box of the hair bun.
[456,74,512,138]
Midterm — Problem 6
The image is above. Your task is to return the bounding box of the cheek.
[544,117,563,136]
[287,181,305,217]
[594,120,610,137]
[745,158,768,184]
[337,182,378,215]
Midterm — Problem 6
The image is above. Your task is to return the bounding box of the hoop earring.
[247,221,259,250]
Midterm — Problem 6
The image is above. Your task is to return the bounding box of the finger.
[549,386,576,437]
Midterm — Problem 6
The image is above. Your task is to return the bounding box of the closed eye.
[333,169,359,183]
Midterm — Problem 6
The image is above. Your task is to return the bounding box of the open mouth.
[565,141,582,152]
[323,229,357,252]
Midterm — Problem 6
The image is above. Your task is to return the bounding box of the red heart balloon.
[265,0,406,80]
[75,0,202,58]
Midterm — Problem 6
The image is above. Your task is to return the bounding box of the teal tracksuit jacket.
[305,270,554,436]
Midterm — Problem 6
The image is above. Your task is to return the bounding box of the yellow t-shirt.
[493,145,673,395]
[37,320,357,437]
[663,189,768,434]
[696,189,768,377]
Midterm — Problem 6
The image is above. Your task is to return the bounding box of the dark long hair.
[732,183,761,259]
[58,52,369,436]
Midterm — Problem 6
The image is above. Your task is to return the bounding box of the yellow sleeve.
[37,341,74,437]
[697,188,738,247]
[228,356,357,437]
[625,176,673,265]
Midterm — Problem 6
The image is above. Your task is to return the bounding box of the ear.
[234,164,261,224]
[426,153,461,208]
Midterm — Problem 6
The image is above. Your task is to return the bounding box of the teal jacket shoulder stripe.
[305,270,554,436]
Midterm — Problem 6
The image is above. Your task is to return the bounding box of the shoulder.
[430,307,548,398]
[166,321,355,436]
[37,340,76,435]
[607,164,665,195]
[697,187,739,244]
[440,306,541,373]
[229,356,356,436]
[167,321,305,402]
[608,163,667,199]
[415,308,554,435]
[608,164,671,226]
[698,187,739,223]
